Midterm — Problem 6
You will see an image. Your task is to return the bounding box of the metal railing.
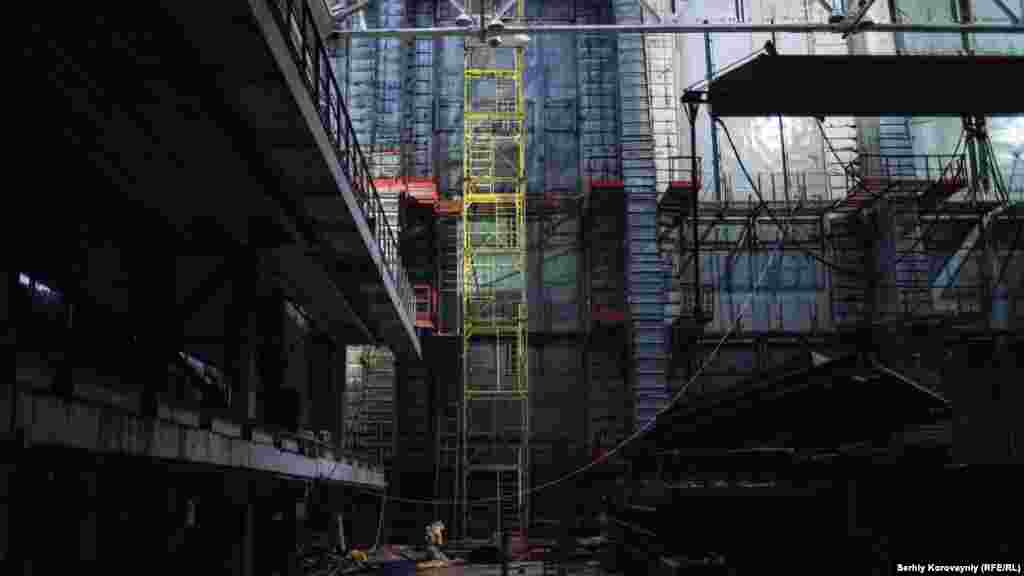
[677,282,715,322]
[750,170,837,204]
[269,0,415,324]
[852,154,967,188]
[657,155,703,192]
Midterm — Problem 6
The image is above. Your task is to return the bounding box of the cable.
[718,118,855,275]
[993,211,1023,291]
[339,233,786,507]
[681,44,767,93]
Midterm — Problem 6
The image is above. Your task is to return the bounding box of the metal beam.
[494,0,518,20]
[991,0,1021,24]
[842,0,878,36]
[638,0,664,23]
[817,0,835,15]
[331,0,370,22]
[333,22,1024,37]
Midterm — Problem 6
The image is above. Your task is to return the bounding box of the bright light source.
[19,273,31,287]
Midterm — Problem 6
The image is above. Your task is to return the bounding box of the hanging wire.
[682,44,769,93]
[993,210,1023,291]
[718,118,855,275]
[339,230,788,507]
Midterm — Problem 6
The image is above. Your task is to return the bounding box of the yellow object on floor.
[350,550,369,562]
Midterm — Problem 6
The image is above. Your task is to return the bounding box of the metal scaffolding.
[459,0,529,541]
[347,347,396,469]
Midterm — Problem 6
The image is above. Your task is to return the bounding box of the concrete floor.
[416,560,614,576]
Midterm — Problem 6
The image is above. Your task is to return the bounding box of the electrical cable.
[339,231,786,506]
[681,45,767,93]
[718,118,855,275]
[993,211,1023,291]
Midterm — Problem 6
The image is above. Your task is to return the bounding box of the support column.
[308,334,336,447]
[258,291,288,430]
[227,256,259,438]
[78,469,99,562]
[3,270,13,439]
[557,440,576,576]
[241,502,255,576]
[335,342,347,454]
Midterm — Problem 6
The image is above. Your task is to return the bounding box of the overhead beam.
[332,22,1024,37]
[841,0,878,37]
[494,0,518,20]
[447,0,469,17]
[817,0,835,15]
[638,0,665,23]
[331,0,370,22]
[991,0,1021,24]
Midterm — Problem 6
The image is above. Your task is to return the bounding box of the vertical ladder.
[499,466,520,536]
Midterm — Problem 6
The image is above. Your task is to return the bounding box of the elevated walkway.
[22,0,420,359]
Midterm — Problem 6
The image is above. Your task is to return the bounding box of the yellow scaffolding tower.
[460,0,528,541]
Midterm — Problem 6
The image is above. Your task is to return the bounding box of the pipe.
[872,360,951,406]
[991,0,1021,24]
[333,23,1024,37]
[331,0,370,21]
[704,30,721,202]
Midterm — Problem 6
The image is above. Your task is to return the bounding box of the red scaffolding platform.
[414,284,439,331]
[405,177,439,207]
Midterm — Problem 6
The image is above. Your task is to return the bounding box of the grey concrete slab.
[18,392,389,488]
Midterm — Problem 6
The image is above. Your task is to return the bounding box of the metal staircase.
[576,0,619,183]
[878,117,917,178]
[828,217,869,328]
[895,213,933,316]
[499,465,521,535]
[616,0,667,430]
